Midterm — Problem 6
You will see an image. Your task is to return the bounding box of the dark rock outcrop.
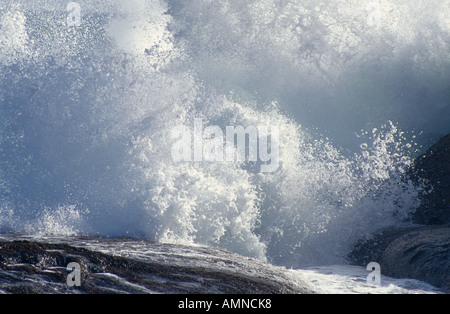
[0,240,312,294]
[349,134,450,293]
[348,225,450,293]
[411,134,450,225]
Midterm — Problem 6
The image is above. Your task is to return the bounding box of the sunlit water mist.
[0,0,449,268]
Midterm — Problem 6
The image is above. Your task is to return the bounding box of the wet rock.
[411,134,450,225]
[348,225,450,292]
[0,240,312,294]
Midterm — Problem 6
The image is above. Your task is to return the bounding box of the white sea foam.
[0,7,30,66]
[0,0,449,269]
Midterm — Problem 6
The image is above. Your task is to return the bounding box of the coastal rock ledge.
[349,225,450,293]
[0,239,312,294]
[349,134,450,293]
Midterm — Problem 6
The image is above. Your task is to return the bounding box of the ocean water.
[0,0,449,280]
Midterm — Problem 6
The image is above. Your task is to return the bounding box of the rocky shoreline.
[0,239,312,294]
[348,225,450,293]
[349,134,450,293]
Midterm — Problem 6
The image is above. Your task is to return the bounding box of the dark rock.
[411,134,450,225]
[348,225,450,292]
[0,240,312,294]
[349,135,450,293]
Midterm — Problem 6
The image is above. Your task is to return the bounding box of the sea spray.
[0,0,448,268]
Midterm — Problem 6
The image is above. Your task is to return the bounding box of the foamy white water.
[0,0,449,273]
[288,266,439,294]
